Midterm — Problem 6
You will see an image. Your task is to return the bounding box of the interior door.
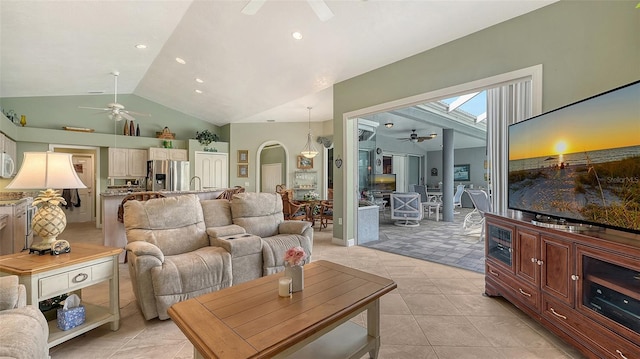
[261,163,282,193]
[63,155,93,223]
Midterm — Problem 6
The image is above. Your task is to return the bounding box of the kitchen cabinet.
[148,148,188,161]
[194,151,228,189]
[0,198,31,255]
[108,148,147,178]
[485,213,640,359]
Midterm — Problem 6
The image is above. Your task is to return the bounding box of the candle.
[278,277,292,297]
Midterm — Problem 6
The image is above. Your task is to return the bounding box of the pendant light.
[300,106,318,158]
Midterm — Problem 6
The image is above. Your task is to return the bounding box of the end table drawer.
[39,260,113,298]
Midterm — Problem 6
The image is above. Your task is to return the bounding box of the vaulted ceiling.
[0,1,555,126]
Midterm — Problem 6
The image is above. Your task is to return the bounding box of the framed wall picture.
[237,150,249,164]
[297,155,313,169]
[453,164,470,181]
[238,164,248,177]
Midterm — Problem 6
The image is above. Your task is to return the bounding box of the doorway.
[256,141,289,192]
[342,65,542,246]
[62,154,94,223]
[50,144,100,226]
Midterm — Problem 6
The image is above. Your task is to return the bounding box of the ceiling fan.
[79,71,150,122]
[241,0,334,22]
[398,129,437,143]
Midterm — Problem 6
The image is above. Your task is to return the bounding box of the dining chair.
[318,200,333,230]
[414,184,441,221]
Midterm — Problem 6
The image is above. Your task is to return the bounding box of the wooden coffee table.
[168,260,396,359]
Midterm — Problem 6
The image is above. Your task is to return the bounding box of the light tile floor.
[48,221,586,359]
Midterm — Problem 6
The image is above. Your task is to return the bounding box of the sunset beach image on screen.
[507,81,640,233]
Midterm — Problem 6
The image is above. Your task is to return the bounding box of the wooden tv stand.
[484,213,639,359]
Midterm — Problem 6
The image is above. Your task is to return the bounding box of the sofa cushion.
[124,194,208,256]
[231,192,284,238]
[201,199,233,227]
[151,246,232,320]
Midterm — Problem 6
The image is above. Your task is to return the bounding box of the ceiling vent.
[358,119,379,142]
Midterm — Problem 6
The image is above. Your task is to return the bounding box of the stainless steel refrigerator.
[146,160,190,191]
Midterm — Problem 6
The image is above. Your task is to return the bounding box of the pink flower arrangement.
[284,246,307,266]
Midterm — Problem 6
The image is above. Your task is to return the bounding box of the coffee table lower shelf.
[285,321,373,359]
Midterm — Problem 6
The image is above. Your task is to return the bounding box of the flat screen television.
[508,80,640,234]
[370,174,396,193]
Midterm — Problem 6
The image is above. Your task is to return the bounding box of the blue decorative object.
[57,305,85,331]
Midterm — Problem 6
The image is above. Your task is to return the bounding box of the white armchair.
[390,192,423,227]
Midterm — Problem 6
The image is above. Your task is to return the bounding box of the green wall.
[227,121,329,192]
[332,1,640,242]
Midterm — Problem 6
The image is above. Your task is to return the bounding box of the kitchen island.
[101,189,224,262]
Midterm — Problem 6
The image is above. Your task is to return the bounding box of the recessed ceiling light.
[195,89,203,94]
[195,78,204,84]
[175,57,186,64]
[292,31,303,40]
[384,122,394,128]
[135,44,147,49]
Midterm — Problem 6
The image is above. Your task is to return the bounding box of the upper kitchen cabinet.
[108,148,147,178]
[148,148,188,161]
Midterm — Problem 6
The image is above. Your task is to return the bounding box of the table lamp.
[6,152,86,254]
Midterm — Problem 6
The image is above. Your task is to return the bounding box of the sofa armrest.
[206,224,246,239]
[278,221,312,235]
[125,241,164,262]
[0,276,25,310]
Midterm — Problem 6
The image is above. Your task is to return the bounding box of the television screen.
[508,80,640,234]
[370,174,396,192]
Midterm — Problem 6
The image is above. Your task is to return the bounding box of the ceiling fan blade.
[123,110,151,117]
[120,112,136,122]
[79,106,110,111]
[241,0,266,15]
[307,0,334,21]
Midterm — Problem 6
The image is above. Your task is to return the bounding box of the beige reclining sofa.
[124,192,313,320]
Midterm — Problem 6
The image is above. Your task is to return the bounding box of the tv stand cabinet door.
[541,235,574,307]
[515,228,540,287]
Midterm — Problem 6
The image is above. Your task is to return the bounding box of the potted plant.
[195,130,219,152]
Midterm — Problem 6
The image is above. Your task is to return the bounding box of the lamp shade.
[6,152,86,190]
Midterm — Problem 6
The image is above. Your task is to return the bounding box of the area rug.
[361,208,486,273]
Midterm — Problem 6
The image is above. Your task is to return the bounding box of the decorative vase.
[123,120,129,135]
[136,124,140,136]
[20,115,26,127]
[284,265,304,292]
[129,120,135,136]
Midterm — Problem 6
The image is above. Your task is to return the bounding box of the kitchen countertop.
[0,198,30,206]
